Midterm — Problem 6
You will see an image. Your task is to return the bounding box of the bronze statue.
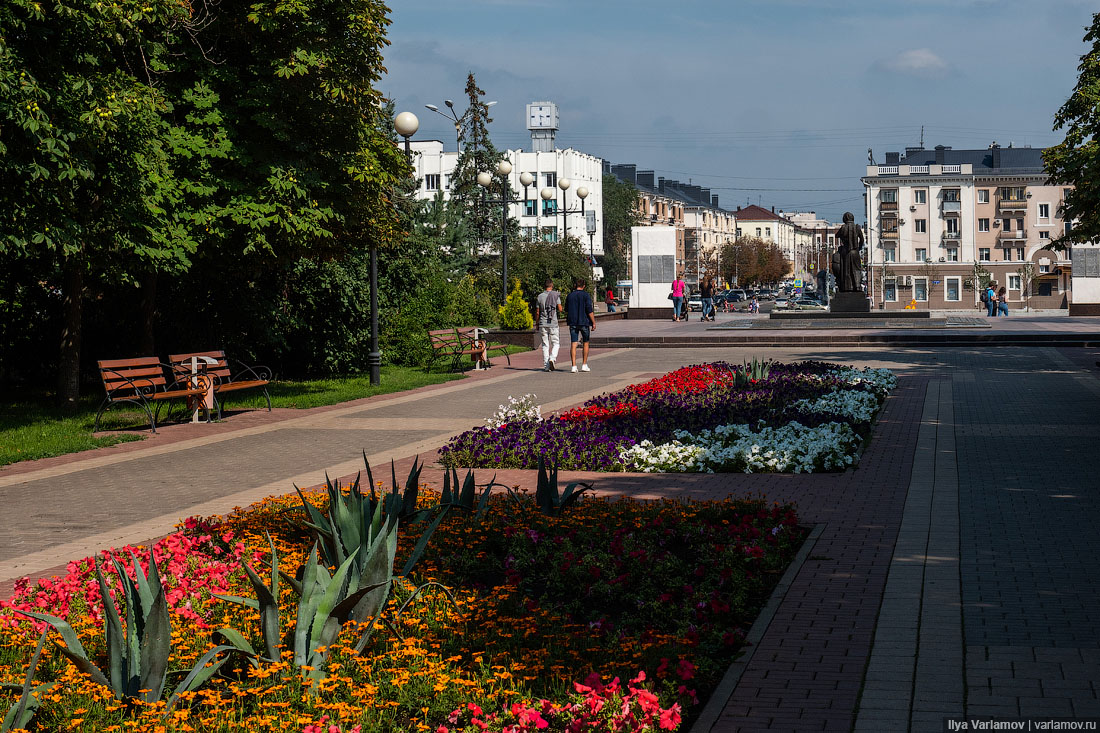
[831,211,864,293]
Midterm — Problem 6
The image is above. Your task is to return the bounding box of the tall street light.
[478,159,534,303]
[424,99,496,152]
[540,177,589,240]
[371,110,420,387]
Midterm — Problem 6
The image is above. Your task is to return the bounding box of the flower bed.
[440,361,897,473]
[0,486,804,732]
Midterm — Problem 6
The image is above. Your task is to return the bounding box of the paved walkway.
[3,339,1100,732]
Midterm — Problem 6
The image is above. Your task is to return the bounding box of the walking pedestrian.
[671,273,686,322]
[700,275,715,322]
[997,286,1009,317]
[985,282,997,317]
[534,278,562,371]
[604,286,617,313]
[565,278,595,373]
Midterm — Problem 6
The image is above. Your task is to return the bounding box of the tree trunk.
[57,256,84,412]
[138,270,158,355]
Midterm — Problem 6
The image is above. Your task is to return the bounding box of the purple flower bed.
[439,360,879,471]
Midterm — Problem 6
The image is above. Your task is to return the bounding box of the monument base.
[829,292,871,313]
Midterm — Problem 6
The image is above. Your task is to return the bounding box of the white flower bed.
[828,366,897,395]
[621,421,861,474]
[789,389,881,423]
[486,393,542,428]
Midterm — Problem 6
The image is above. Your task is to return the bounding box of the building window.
[1039,230,1050,240]
[945,277,961,301]
[945,218,959,235]
[1039,263,1051,274]
[766,227,771,237]
[883,248,896,262]
[521,226,538,239]
[977,189,989,204]
[914,189,927,204]
[884,278,898,302]
[915,219,927,233]
[443,175,450,190]
[1002,248,1012,261]
[542,199,557,215]
[1008,275,1022,291]
[915,247,927,262]
[1016,247,1024,261]
[943,189,960,202]
[540,226,558,243]
[524,200,536,217]
[882,218,898,234]
[1002,218,1012,231]
[1038,203,1050,220]
[829,235,835,244]
[1016,218,1024,232]
[979,248,991,261]
[544,172,556,188]
[946,248,959,262]
[736,228,742,237]
[1066,221,1075,236]
[424,174,441,191]
[978,218,990,232]
[999,186,1026,201]
[881,189,898,203]
[914,277,929,301]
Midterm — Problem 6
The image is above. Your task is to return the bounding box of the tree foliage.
[719,237,790,287]
[499,236,592,312]
[600,174,641,288]
[1043,12,1100,249]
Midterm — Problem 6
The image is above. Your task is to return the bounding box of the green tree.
[501,235,592,309]
[601,174,641,288]
[447,73,510,264]
[498,279,534,330]
[1043,12,1100,249]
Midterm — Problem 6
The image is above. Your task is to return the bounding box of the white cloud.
[878,48,951,78]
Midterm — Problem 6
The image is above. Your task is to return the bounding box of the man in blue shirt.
[564,278,596,373]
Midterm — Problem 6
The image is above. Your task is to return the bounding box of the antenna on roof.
[919,125,924,149]
[867,148,874,165]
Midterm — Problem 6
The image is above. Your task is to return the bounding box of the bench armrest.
[230,359,273,383]
[100,366,166,400]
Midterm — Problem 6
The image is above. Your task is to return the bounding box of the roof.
[731,204,784,221]
[898,146,1047,176]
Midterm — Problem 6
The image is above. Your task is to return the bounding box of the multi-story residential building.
[782,212,838,277]
[605,163,736,289]
[862,144,1073,310]
[409,140,603,255]
[732,205,798,270]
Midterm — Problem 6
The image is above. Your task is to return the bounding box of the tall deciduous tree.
[1043,12,1100,249]
[719,237,790,287]
[601,174,641,288]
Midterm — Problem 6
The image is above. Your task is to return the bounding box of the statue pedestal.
[829,292,871,313]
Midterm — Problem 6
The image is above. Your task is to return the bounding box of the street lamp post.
[374,110,420,387]
[424,99,497,152]
[478,159,535,303]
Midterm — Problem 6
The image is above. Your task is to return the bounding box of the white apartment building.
[862,144,1074,310]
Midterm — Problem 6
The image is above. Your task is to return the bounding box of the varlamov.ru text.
[946,721,1097,731]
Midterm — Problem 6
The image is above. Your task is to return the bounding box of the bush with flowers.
[440,361,897,472]
[0,479,803,732]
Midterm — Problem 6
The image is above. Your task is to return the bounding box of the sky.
[381,0,1096,223]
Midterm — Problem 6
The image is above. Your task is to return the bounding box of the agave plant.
[440,465,500,520]
[728,357,772,387]
[509,457,591,517]
[17,550,233,710]
[1,631,56,733]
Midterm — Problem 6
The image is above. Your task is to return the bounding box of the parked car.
[728,289,747,302]
[774,295,789,308]
[756,289,776,301]
[687,294,703,311]
[785,296,827,311]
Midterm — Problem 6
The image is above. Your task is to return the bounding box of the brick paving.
[3,336,1100,731]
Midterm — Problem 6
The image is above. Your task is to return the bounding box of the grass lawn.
[0,360,507,467]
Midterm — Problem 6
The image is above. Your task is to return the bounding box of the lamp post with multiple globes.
[477,159,535,303]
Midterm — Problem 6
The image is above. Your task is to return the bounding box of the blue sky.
[382,0,1095,222]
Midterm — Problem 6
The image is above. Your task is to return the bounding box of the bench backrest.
[98,357,168,396]
[428,327,481,350]
[168,350,232,381]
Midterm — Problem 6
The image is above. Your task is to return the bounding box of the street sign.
[794,278,803,287]
[585,210,597,234]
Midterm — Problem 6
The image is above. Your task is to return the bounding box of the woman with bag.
[670,274,686,322]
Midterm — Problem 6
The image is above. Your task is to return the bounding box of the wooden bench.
[168,350,272,420]
[427,327,511,373]
[95,357,212,433]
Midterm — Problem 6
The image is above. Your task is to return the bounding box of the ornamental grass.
[0,485,803,732]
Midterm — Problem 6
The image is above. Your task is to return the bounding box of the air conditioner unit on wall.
[902,275,913,286]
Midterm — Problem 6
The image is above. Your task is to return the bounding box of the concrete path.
[3,338,1100,732]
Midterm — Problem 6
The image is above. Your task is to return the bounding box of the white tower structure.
[526,101,559,152]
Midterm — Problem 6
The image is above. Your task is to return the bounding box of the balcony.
[942,165,962,173]
[880,230,899,240]
[877,165,899,175]
[998,229,1028,241]
[910,165,929,174]
[880,201,898,212]
[941,200,962,213]
[998,199,1028,211]
[942,231,961,242]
